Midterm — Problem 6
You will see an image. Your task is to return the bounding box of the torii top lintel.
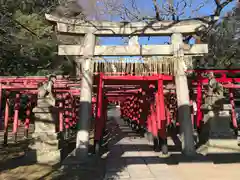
[45,14,218,36]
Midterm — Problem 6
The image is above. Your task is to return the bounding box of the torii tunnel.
[0,70,239,154]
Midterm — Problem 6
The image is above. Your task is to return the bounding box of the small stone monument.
[27,75,61,164]
[198,72,240,154]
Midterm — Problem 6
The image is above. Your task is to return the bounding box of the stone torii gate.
[46,14,210,158]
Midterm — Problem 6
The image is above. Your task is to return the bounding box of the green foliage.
[208,7,240,69]
[0,0,76,76]
[1,0,58,14]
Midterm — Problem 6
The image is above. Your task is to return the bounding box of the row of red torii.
[0,70,239,150]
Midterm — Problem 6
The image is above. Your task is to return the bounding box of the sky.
[99,0,237,45]
[79,0,237,62]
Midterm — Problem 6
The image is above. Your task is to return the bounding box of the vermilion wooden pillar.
[13,93,20,142]
[157,78,166,137]
[229,89,238,129]
[94,73,104,148]
[196,73,203,128]
[3,91,10,145]
[156,77,168,154]
[0,83,2,130]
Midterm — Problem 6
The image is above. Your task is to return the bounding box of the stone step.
[197,139,240,154]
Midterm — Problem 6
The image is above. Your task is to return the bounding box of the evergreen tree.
[208,5,240,69]
[0,0,84,76]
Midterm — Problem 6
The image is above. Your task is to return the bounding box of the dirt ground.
[0,127,105,180]
[0,138,59,180]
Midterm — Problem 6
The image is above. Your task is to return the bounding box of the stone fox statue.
[208,72,223,94]
[206,72,223,107]
[208,72,223,95]
[38,75,57,99]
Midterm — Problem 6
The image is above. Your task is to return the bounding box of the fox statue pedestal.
[26,85,61,164]
[199,105,240,154]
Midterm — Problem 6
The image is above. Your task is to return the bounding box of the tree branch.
[0,12,39,37]
[214,0,234,16]
[152,0,162,20]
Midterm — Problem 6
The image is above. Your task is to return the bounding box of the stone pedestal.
[198,104,240,154]
[26,97,61,165]
[209,109,233,138]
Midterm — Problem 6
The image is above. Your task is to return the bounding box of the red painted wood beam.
[103,75,173,81]
[192,78,240,84]
[106,89,140,93]
[1,85,80,89]
[187,69,240,73]
[223,84,240,89]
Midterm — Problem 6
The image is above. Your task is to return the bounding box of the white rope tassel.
[111,64,117,73]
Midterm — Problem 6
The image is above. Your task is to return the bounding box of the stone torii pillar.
[172,33,195,155]
[75,33,96,159]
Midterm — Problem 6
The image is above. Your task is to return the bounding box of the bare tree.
[200,0,235,40]
[152,0,162,20]
[82,0,236,22]
[53,0,236,42]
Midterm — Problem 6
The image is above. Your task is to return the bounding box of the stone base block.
[209,112,233,138]
[30,132,60,151]
[32,132,59,141]
[25,149,61,165]
[30,140,60,151]
[37,98,55,107]
[197,139,240,155]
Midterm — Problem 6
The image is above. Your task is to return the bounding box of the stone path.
[104,108,179,180]
[104,108,240,180]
